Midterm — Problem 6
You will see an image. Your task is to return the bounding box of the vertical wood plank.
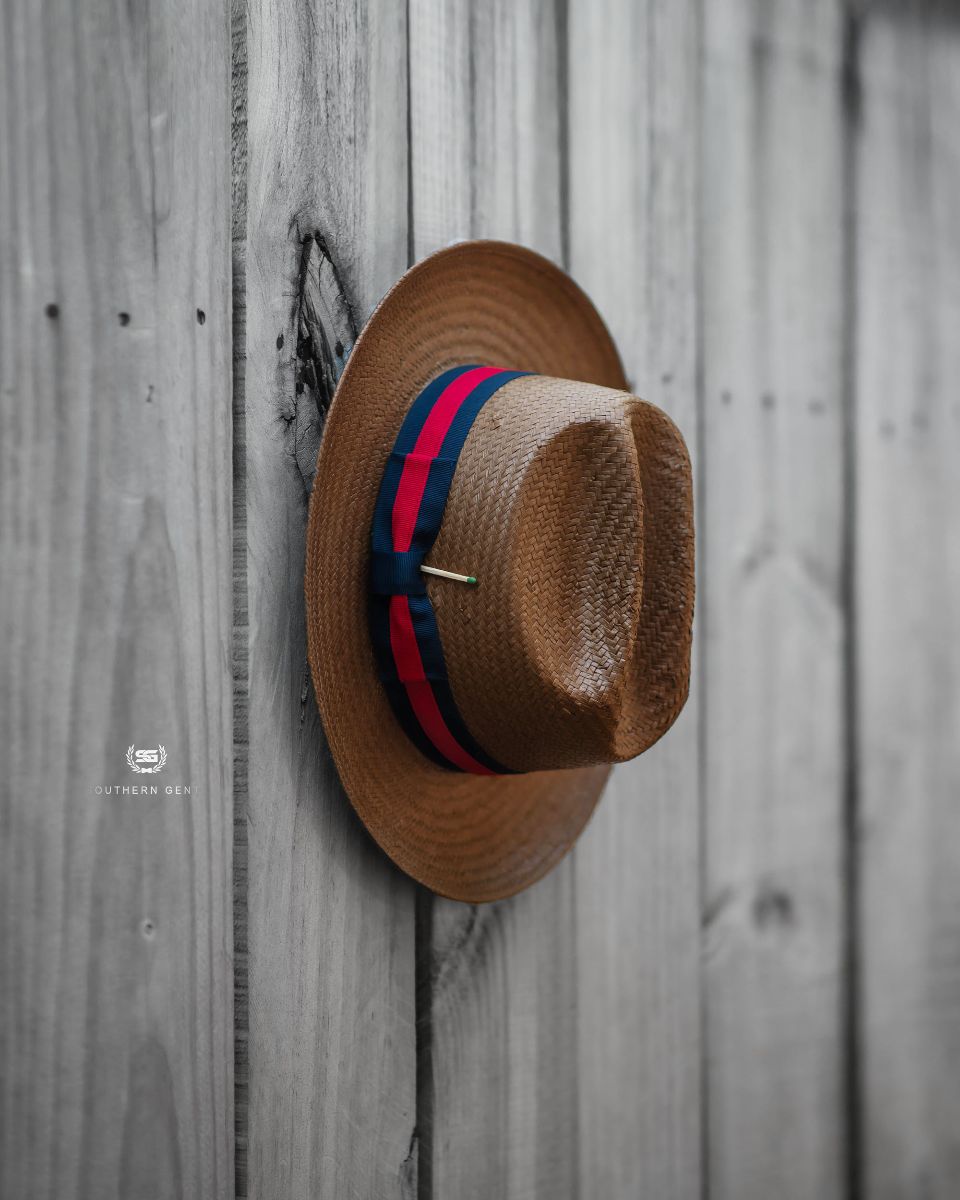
[410,0,564,261]
[567,2,701,1195]
[240,1,418,1197]
[230,0,250,1191]
[0,1,234,1197]
[408,3,579,1196]
[699,2,848,1196]
[856,7,960,1196]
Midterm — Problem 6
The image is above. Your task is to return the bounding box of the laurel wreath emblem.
[126,745,168,774]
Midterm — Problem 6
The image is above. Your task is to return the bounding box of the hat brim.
[305,241,628,901]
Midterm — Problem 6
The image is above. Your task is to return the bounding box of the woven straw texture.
[434,375,692,772]
[305,241,693,901]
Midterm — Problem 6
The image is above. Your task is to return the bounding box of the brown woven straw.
[305,241,693,902]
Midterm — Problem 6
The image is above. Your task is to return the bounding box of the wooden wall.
[701,3,848,1195]
[3,1,959,1197]
[1,0,235,1196]
[856,8,960,1195]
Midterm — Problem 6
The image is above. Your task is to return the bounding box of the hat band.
[369,365,528,774]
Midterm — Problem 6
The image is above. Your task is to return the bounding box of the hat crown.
[429,374,693,772]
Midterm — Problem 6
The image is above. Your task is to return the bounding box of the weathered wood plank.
[410,0,564,258]
[567,2,701,1195]
[230,0,250,1191]
[699,2,848,1196]
[408,3,579,1196]
[240,1,418,1196]
[0,0,234,1196]
[855,7,960,1196]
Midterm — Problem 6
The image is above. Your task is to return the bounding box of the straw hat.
[305,241,693,902]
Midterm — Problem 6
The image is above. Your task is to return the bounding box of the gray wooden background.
[2,0,959,1197]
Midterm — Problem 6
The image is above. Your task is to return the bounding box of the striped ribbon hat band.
[369,365,527,775]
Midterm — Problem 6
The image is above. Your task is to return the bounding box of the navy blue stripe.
[394,364,477,453]
[439,369,527,458]
[370,364,476,557]
[369,597,459,769]
[407,596,509,774]
[370,599,502,772]
[403,370,528,562]
[381,679,455,770]
[369,366,529,773]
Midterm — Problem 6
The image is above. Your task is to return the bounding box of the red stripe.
[388,594,426,683]
[391,365,502,551]
[403,681,497,775]
[389,596,495,775]
[387,366,505,774]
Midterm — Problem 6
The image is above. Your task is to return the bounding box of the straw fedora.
[305,241,693,902]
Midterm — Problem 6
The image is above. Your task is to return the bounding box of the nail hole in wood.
[753,885,794,930]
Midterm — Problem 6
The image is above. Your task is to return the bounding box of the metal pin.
[420,565,477,585]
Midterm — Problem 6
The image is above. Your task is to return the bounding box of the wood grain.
[567,2,701,1195]
[855,7,960,1196]
[408,3,580,1196]
[0,0,234,1197]
[239,0,418,1196]
[700,2,848,1196]
[230,0,250,1190]
[410,0,564,259]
